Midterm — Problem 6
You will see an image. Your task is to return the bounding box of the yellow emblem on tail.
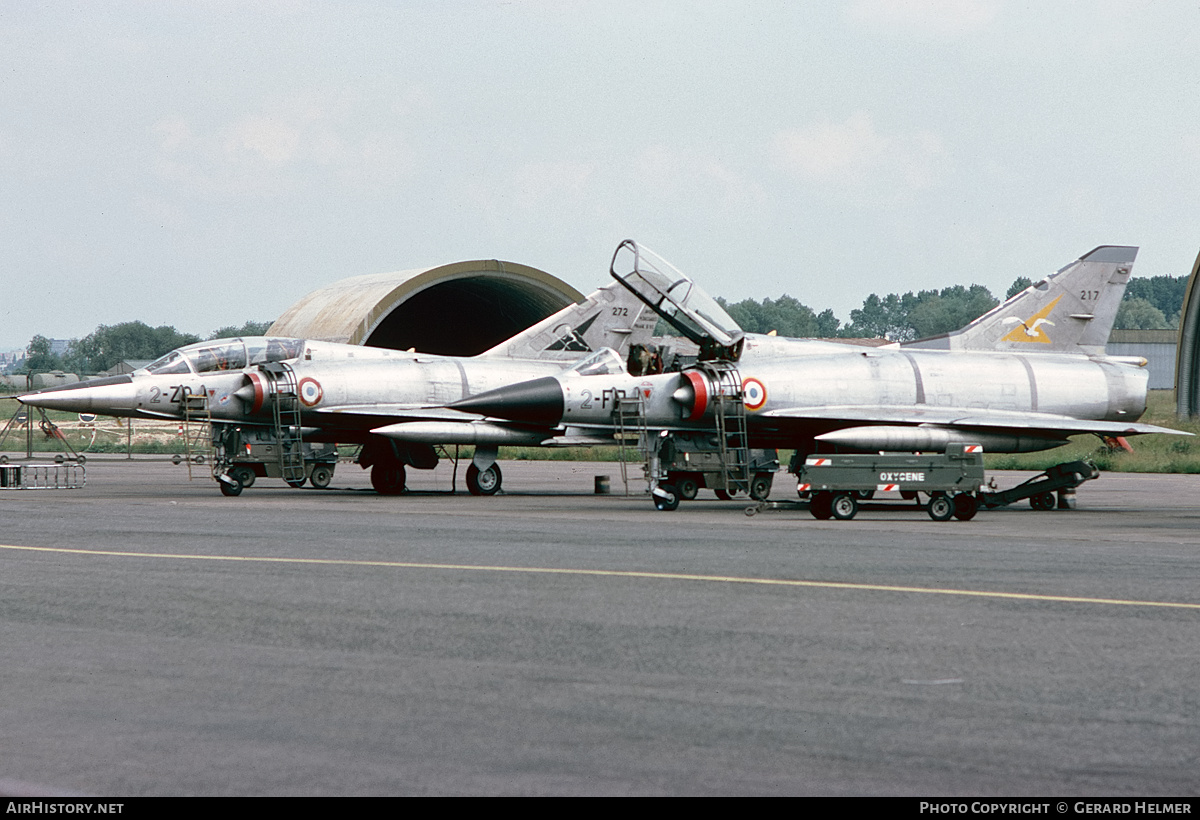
[1000,295,1062,343]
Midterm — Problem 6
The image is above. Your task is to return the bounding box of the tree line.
[14,272,1191,374]
[21,320,273,375]
[717,273,1188,342]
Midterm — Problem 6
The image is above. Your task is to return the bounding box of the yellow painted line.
[3,543,1199,611]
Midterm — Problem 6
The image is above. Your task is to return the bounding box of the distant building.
[1107,329,1176,390]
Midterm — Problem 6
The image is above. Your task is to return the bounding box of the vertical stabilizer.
[903,246,1137,354]
[477,279,656,361]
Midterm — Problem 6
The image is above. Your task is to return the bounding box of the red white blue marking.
[298,377,323,407]
[742,377,767,411]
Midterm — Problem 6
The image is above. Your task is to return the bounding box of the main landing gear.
[370,462,407,495]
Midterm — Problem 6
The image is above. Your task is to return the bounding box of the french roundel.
[742,377,767,411]
[298,377,324,407]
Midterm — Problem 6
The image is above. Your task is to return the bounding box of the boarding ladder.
[260,362,307,485]
[181,390,215,480]
[614,393,649,495]
[700,362,752,496]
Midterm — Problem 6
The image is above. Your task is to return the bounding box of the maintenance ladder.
[259,362,307,485]
[700,362,752,496]
[614,393,648,495]
[181,390,214,480]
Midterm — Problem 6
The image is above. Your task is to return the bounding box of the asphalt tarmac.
[1,457,1197,796]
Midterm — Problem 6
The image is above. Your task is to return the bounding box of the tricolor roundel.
[742,377,767,411]
[298,377,324,407]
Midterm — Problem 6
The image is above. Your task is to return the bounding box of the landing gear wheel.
[810,492,833,520]
[653,484,681,511]
[953,493,978,521]
[927,494,954,521]
[1030,491,1056,511]
[466,463,502,496]
[676,476,699,501]
[749,474,773,501]
[218,475,243,497]
[231,466,256,488]
[309,465,333,489]
[371,462,407,495]
[831,493,859,520]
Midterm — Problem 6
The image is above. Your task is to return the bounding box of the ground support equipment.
[791,445,986,521]
[211,422,338,496]
[746,446,1101,521]
[210,362,336,496]
[659,431,778,502]
[975,460,1099,511]
[647,362,777,511]
[0,462,86,490]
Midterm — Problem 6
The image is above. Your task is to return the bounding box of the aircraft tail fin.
[477,278,657,361]
[903,246,1137,354]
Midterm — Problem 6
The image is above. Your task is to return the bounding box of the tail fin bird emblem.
[1000,295,1062,344]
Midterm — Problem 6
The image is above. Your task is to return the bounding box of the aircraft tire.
[675,475,699,500]
[831,493,858,520]
[810,492,833,520]
[466,463,502,496]
[953,493,978,521]
[310,465,333,489]
[218,475,243,497]
[927,494,954,521]
[653,484,680,512]
[371,462,407,495]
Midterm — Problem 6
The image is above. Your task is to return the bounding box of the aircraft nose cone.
[18,375,137,414]
[448,376,565,424]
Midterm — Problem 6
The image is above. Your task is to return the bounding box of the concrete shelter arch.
[1175,249,1200,416]
[267,260,584,356]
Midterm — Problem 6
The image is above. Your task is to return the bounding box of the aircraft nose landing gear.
[466,462,503,496]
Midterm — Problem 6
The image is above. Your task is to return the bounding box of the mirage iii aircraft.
[446,240,1188,508]
[18,277,656,495]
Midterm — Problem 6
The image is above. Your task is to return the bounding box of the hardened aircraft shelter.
[267,260,584,356]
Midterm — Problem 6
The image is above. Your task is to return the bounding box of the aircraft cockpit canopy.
[562,347,626,378]
[141,337,305,376]
[609,239,743,354]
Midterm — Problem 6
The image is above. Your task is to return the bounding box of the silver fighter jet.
[18,277,656,495]
[448,240,1188,505]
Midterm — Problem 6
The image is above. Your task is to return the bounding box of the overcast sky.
[3,0,1199,350]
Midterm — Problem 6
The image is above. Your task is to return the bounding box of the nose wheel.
[466,462,502,495]
[652,483,680,511]
[217,473,243,497]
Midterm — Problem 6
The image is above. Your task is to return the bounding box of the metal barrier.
[0,463,86,490]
